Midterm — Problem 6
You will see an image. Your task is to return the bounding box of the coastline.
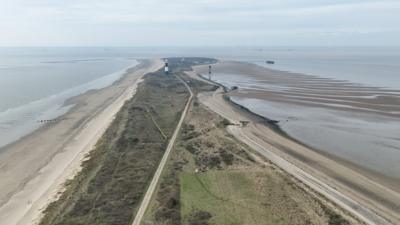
[206,69,399,183]
[0,59,163,225]
[188,63,400,224]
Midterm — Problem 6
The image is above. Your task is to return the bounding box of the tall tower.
[164,59,169,74]
[208,65,212,80]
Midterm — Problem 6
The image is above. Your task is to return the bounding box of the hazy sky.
[1,0,399,46]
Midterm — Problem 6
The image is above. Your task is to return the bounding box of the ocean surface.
[1,47,399,178]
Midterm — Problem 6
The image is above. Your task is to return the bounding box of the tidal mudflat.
[194,61,400,181]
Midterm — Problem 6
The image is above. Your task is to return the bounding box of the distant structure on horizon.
[164,59,169,74]
[208,65,212,80]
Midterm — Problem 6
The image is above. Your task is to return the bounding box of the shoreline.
[0,61,139,150]
[188,64,400,224]
[194,61,400,180]
[201,70,400,192]
[224,92,400,192]
[0,59,163,225]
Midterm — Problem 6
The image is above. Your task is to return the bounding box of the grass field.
[180,170,284,225]
[180,169,342,225]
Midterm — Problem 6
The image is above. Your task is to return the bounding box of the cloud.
[0,0,399,46]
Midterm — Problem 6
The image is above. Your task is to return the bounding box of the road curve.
[185,70,393,225]
[131,75,193,225]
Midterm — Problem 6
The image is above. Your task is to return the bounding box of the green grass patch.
[180,170,319,225]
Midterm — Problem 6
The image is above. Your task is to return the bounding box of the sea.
[1,46,399,178]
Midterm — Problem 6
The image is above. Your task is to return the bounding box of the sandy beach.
[0,59,163,225]
[191,62,400,224]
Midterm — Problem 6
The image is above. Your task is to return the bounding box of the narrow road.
[131,74,193,225]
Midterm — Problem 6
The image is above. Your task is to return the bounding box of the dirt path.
[131,75,193,225]
[186,71,396,225]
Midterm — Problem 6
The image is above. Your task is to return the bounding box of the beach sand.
[0,59,163,225]
[191,62,400,224]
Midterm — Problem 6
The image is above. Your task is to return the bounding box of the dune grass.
[39,70,189,225]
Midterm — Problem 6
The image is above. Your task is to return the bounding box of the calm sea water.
[0,48,138,147]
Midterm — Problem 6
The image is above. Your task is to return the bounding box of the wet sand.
[0,59,163,225]
[201,62,400,117]
[192,62,400,224]
[194,61,400,180]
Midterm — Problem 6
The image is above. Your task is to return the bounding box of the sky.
[0,0,399,46]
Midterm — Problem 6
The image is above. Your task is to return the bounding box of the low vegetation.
[39,69,189,225]
[142,71,358,225]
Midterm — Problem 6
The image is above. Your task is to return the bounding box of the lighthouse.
[164,59,169,74]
